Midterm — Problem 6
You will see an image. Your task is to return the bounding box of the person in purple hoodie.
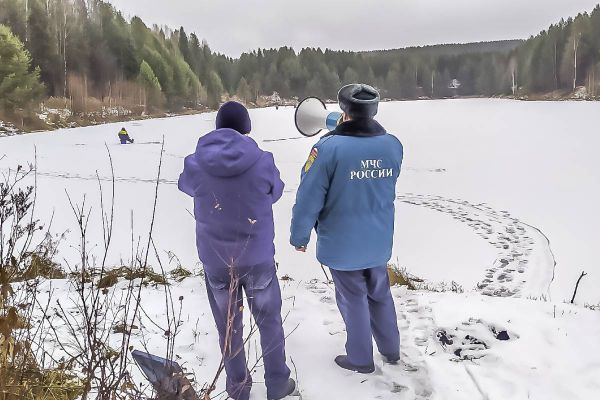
[178,102,296,400]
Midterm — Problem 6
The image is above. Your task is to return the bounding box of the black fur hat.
[337,84,380,119]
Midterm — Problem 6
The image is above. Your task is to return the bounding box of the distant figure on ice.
[290,84,404,373]
[118,127,134,144]
[178,101,296,400]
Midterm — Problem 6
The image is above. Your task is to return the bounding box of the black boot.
[382,353,400,365]
[268,378,298,400]
[334,355,375,374]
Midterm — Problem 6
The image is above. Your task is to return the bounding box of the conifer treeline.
[1,0,600,114]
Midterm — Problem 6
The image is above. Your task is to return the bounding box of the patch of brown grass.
[3,254,66,284]
[96,266,168,289]
[169,265,193,282]
[387,264,416,289]
[1,307,83,399]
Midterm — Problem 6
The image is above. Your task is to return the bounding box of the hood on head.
[179,128,263,197]
[194,128,262,177]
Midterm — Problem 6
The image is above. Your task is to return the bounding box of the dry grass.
[387,264,465,293]
[12,254,66,283]
[169,265,193,282]
[96,266,168,289]
[387,264,417,289]
[1,306,84,400]
[584,303,599,311]
[416,280,464,294]
[0,368,84,400]
[43,97,72,110]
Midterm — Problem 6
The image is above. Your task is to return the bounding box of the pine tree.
[2,0,600,114]
[205,70,224,109]
[27,0,58,95]
[0,0,27,42]
[138,60,163,111]
[342,67,359,85]
[178,26,193,67]
[236,77,252,104]
[0,24,44,112]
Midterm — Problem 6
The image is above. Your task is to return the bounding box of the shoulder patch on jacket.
[303,147,318,173]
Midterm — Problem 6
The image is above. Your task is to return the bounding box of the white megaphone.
[295,97,343,137]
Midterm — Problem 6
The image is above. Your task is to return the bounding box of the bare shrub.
[42,145,171,399]
[44,97,72,110]
[0,161,83,399]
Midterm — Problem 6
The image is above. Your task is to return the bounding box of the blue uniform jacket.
[290,118,403,271]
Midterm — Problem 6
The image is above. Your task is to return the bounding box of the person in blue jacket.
[290,84,404,374]
[179,102,295,400]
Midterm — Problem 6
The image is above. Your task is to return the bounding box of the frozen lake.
[1,99,599,305]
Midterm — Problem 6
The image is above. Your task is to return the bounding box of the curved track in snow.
[3,162,557,300]
[398,193,556,300]
[0,167,179,185]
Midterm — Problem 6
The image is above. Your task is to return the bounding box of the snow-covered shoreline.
[34,273,600,399]
[4,96,600,138]
[3,98,600,399]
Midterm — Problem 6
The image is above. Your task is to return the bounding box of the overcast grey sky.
[109,0,599,57]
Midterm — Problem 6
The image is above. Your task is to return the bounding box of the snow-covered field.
[2,99,600,399]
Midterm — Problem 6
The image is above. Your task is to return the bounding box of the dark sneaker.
[268,378,298,400]
[334,355,375,374]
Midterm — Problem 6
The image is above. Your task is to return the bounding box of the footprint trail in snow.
[299,280,434,399]
[398,193,556,299]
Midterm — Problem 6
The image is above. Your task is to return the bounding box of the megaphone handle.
[326,112,343,131]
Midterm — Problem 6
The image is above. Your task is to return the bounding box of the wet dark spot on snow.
[496,330,510,341]
[436,319,518,362]
[436,330,454,346]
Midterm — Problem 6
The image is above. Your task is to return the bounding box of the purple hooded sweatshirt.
[178,128,285,271]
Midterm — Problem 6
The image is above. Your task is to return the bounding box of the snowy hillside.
[1,99,599,399]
